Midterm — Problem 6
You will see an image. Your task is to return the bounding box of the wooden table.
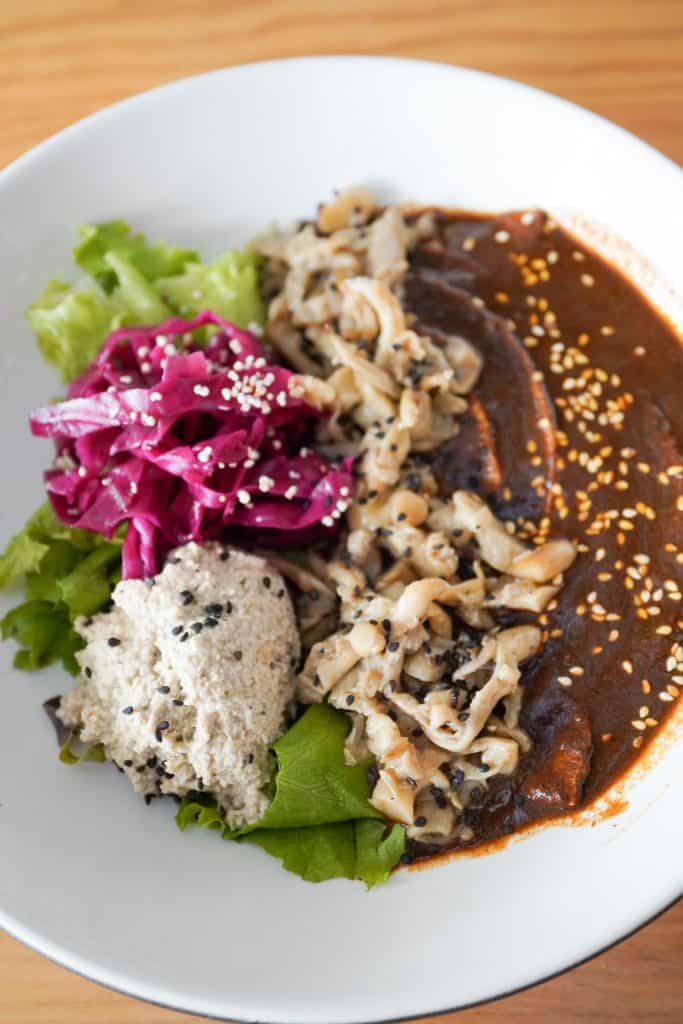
[1,2,681,1021]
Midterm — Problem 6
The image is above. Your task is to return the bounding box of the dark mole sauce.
[403,210,683,853]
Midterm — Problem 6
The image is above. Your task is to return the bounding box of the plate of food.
[0,56,681,1023]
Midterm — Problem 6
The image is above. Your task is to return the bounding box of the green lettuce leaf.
[0,530,49,590]
[0,503,122,674]
[175,705,405,887]
[157,249,265,329]
[104,252,171,323]
[74,221,198,292]
[243,820,405,887]
[59,731,106,765]
[27,280,125,383]
[244,822,355,884]
[250,702,381,830]
[28,226,264,383]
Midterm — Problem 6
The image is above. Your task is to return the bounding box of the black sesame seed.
[414,815,427,827]
[204,617,218,628]
[263,576,271,589]
[123,759,133,767]
[382,618,391,632]
[158,686,170,694]
[450,768,465,791]
[277,588,285,598]
[136,765,146,773]
[204,603,223,616]
[246,753,254,764]
[458,711,470,722]
[430,784,448,809]
[155,721,170,742]
[180,632,190,642]
[171,625,184,636]
[388,640,400,652]
[219,549,230,561]
[191,621,204,633]
[108,637,121,647]
[147,755,158,768]
[180,590,194,605]
[84,667,92,678]
[225,600,233,614]
[233,650,243,661]
[122,706,134,715]
[144,795,154,806]
[172,699,184,706]
[397,512,406,521]
[345,695,355,706]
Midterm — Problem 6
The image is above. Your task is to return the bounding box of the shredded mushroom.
[258,190,577,845]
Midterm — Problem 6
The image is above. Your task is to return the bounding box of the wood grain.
[0,1,681,1021]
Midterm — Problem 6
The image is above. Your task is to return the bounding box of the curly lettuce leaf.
[1,600,83,673]
[157,250,265,329]
[0,530,49,590]
[175,705,405,887]
[27,281,125,383]
[74,221,198,292]
[28,226,264,383]
[0,503,122,674]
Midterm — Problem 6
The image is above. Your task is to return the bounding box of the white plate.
[0,57,681,1024]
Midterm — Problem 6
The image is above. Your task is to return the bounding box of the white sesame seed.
[494,230,510,244]
[197,447,213,464]
[237,490,251,505]
[150,391,162,402]
[193,384,210,397]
